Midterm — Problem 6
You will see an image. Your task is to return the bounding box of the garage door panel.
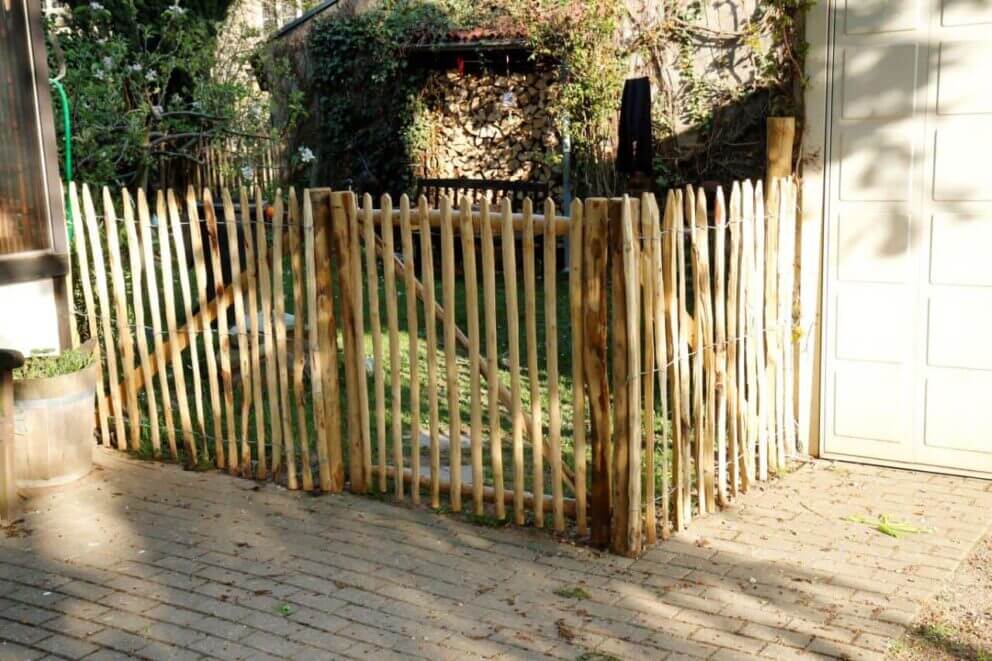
[842,45,920,119]
[839,125,915,201]
[927,290,992,370]
[933,128,992,200]
[837,209,910,282]
[929,214,992,285]
[937,41,992,114]
[845,0,918,34]
[834,286,912,362]
[832,364,910,445]
[941,0,992,26]
[923,372,992,455]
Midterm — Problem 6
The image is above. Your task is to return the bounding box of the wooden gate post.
[608,197,643,558]
[0,350,24,525]
[330,191,369,494]
[582,199,611,548]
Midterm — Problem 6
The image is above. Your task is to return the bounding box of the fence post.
[608,197,642,558]
[582,198,610,548]
[309,188,344,492]
[330,191,369,494]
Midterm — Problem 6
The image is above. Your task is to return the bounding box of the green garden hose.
[49,78,73,240]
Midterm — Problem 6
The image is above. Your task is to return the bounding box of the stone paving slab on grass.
[0,448,989,660]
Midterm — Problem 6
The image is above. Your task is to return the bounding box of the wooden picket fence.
[66,178,799,557]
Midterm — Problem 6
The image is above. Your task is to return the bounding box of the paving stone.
[2,449,988,661]
[34,633,98,659]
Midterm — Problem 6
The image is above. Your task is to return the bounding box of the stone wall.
[415,68,559,186]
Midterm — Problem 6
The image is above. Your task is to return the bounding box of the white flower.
[101,56,114,70]
[94,69,106,80]
[297,146,315,164]
[89,1,105,10]
[240,164,255,181]
[164,3,187,15]
[145,70,158,82]
[128,63,143,73]
[191,100,203,110]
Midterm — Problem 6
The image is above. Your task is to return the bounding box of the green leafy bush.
[14,348,93,380]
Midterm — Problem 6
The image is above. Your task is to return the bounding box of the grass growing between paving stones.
[552,585,591,600]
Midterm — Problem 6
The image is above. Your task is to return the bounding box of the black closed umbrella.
[616,77,654,176]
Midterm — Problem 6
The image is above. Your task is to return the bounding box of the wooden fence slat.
[779,180,797,460]
[381,194,403,499]
[169,189,208,462]
[649,194,670,539]
[440,195,462,512]
[741,180,758,486]
[223,190,252,473]
[204,189,237,474]
[501,198,525,526]
[685,187,704,514]
[399,195,421,504]
[713,187,729,505]
[753,182,769,481]
[82,185,127,450]
[641,193,657,544]
[363,193,387,494]
[349,193,372,488]
[568,199,587,535]
[624,197,642,557]
[304,190,333,492]
[764,179,780,474]
[288,189,314,491]
[122,190,160,456]
[69,184,110,447]
[187,188,225,468]
[271,193,296,486]
[80,186,126,450]
[582,198,610,547]
[544,198,563,532]
[726,183,742,495]
[313,190,344,491]
[674,191,693,527]
[240,189,265,476]
[160,191,197,464]
[102,189,141,451]
[417,195,441,508]
[695,188,716,514]
[137,191,176,458]
[521,199,543,527]
[459,196,484,515]
[480,197,504,519]
[255,189,283,475]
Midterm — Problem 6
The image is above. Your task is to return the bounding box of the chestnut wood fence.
[66,179,799,557]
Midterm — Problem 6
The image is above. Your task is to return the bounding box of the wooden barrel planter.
[13,341,97,489]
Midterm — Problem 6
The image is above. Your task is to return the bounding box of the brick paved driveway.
[0,448,990,660]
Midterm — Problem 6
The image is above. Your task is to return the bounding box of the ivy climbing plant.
[299,0,810,197]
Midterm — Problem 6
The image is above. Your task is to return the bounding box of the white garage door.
[821,0,992,476]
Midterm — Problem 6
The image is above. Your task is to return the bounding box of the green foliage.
[552,585,591,600]
[306,1,454,195]
[633,0,812,187]
[303,0,808,196]
[48,0,290,188]
[13,347,93,380]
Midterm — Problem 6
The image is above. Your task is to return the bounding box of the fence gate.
[68,179,801,557]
